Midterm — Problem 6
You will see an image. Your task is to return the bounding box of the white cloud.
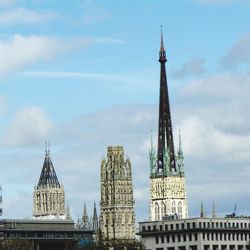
[0,8,58,26]
[0,0,16,6]
[80,0,111,24]
[172,58,206,79]
[219,33,250,69]
[1,106,53,147]
[0,35,91,76]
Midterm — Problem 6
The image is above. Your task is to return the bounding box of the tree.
[0,239,33,250]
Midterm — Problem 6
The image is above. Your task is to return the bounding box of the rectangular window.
[193,222,196,228]
[189,234,192,241]
[155,236,159,244]
[166,235,169,243]
[177,234,181,242]
[194,233,198,241]
[172,235,175,243]
[159,225,162,231]
[161,235,164,243]
[183,234,186,241]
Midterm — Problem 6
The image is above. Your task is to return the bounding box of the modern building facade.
[138,217,250,250]
[0,218,94,250]
[99,146,135,242]
[149,31,188,221]
[33,144,67,220]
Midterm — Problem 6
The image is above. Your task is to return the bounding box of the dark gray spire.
[37,142,60,188]
[157,29,176,174]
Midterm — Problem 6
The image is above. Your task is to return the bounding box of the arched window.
[178,201,182,215]
[155,202,160,220]
[161,202,166,217]
[172,201,176,214]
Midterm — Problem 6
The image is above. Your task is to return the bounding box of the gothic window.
[172,201,176,214]
[178,201,182,215]
[155,202,160,220]
[161,202,166,217]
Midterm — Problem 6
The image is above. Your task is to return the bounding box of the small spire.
[66,202,71,220]
[179,129,182,150]
[45,140,51,157]
[212,201,216,218]
[150,130,153,150]
[200,200,204,218]
[160,25,165,52]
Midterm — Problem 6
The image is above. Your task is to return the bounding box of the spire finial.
[160,25,165,52]
[200,200,204,218]
[212,201,216,218]
[45,140,51,156]
[45,140,48,156]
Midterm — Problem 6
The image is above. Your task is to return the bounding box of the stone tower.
[100,146,135,242]
[33,143,66,220]
[149,31,188,221]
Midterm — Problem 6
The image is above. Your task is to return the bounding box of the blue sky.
[1,0,250,221]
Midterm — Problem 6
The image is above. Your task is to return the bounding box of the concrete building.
[99,146,135,242]
[0,218,94,250]
[138,217,250,250]
[149,29,188,221]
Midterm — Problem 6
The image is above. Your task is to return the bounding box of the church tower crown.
[33,142,67,220]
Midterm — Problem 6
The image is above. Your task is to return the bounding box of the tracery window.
[155,202,160,220]
[172,201,176,214]
[178,201,182,214]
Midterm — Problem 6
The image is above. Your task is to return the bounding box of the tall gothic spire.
[157,29,176,173]
[37,141,60,188]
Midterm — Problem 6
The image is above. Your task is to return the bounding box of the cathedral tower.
[149,31,188,221]
[33,143,67,220]
[100,146,135,242]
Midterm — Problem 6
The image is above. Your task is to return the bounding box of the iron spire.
[157,28,176,173]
